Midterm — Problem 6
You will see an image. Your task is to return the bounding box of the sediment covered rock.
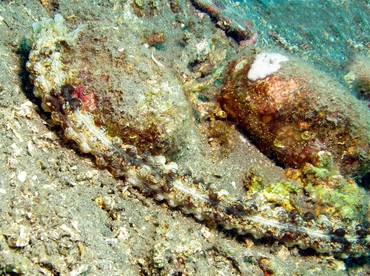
[221,53,370,178]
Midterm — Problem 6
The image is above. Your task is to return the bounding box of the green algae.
[305,181,366,220]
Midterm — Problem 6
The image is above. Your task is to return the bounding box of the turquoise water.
[220,0,369,84]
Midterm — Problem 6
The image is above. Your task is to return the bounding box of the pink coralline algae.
[71,85,96,112]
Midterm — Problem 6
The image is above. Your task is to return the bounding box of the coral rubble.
[26,14,370,259]
[189,0,254,43]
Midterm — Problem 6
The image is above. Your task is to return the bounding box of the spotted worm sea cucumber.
[26,14,370,258]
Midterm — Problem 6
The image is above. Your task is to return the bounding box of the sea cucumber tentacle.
[26,14,370,258]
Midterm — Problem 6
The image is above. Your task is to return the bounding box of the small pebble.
[17,171,27,183]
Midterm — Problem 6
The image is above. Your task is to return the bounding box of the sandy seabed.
[0,0,369,275]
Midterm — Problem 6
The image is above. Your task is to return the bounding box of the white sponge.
[247,52,289,81]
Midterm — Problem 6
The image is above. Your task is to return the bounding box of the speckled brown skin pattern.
[26,14,370,259]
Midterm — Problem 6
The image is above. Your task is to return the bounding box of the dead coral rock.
[143,32,166,47]
[221,53,370,178]
[347,55,370,101]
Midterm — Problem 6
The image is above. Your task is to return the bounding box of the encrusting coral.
[26,14,370,259]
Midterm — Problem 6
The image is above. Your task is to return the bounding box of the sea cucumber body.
[26,14,370,258]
